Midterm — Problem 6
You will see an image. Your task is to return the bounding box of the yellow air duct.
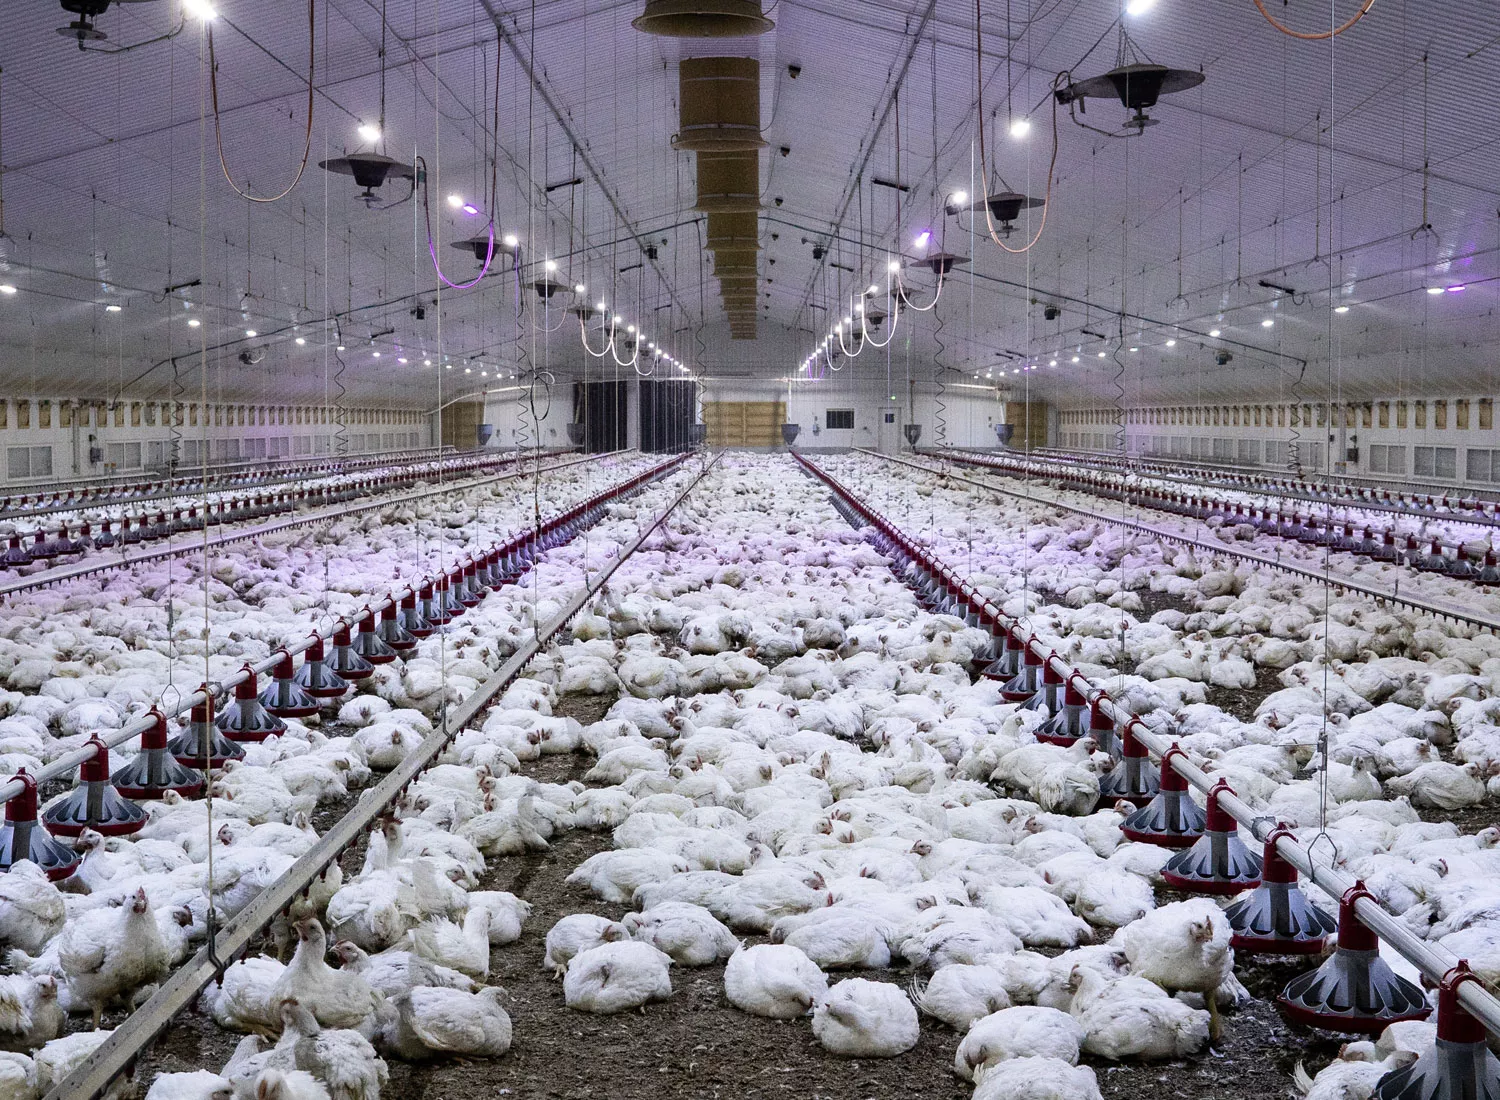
[676,57,766,152]
[695,151,762,213]
[633,0,773,38]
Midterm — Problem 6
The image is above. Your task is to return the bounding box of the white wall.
[702,377,1009,452]
[481,386,575,450]
[0,397,429,489]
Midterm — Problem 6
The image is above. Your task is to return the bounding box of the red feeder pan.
[1161,779,1263,894]
[1001,644,1043,704]
[1020,657,1064,717]
[1099,721,1161,807]
[980,629,1023,682]
[215,666,288,741]
[1226,825,1336,955]
[399,591,435,639]
[1120,746,1204,848]
[357,607,402,663]
[1278,882,1431,1034]
[258,653,321,718]
[168,698,246,770]
[1035,679,1087,746]
[41,738,148,837]
[112,710,206,799]
[1375,961,1500,1100]
[292,635,350,699]
[329,622,375,681]
[0,770,81,880]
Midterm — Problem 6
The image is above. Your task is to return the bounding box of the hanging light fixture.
[633,0,773,38]
[950,186,1046,237]
[55,0,156,43]
[1055,27,1204,135]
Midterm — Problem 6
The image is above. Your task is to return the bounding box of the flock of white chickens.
[0,450,1491,1100]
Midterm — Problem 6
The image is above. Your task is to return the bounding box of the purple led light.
[462,204,480,216]
[1447,284,1467,292]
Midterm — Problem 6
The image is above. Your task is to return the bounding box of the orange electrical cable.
[1252,0,1375,40]
[208,0,316,203]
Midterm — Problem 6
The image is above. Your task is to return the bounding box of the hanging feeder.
[633,0,773,37]
[398,591,435,639]
[168,697,245,771]
[903,423,923,447]
[292,635,350,700]
[1000,643,1043,704]
[451,234,519,267]
[258,652,321,719]
[1160,779,1263,894]
[318,153,417,203]
[1375,961,1500,1100]
[357,607,403,662]
[112,710,205,800]
[55,0,157,43]
[328,622,375,681]
[1226,825,1336,955]
[1278,882,1432,1034]
[1021,657,1064,716]
[0,771,79,881]
[981,628,1023,681]
[1036,679,1087,745]
[41,737,147,838]
[215,666,288,742]
[1120,746,1204,846]
[954,189,1046,236]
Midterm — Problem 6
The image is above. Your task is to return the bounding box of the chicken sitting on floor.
[1115,898,1234,1042]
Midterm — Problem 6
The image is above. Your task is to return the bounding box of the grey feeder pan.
[1120,746,1203,846]
[168,699,245,771]
[782,423,801,446]
[1160,779,1263,895]
[259,653,321,719]
[373,604,416,656]
[903,423,923,447]
[112,710,205,800]
[995,423,1015,446]
[1375,961,1500,1100]
[1278,882,1432,1034]
[566,423,586,447]
[1226,825,1336,955]
[329,623,375,682]
[1035,679,1087,746]
[0,770,79,881]
[216,666,288,742]
[41,737,148,838]
[293,635,350,700]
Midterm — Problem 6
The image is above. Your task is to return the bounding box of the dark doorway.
[573,381,629,453]
[639,380,698,453]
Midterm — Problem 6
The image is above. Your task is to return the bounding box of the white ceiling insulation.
[0,0,1495,407]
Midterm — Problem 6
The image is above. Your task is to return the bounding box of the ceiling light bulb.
[187,318,200,327]
[183,0,217,20]
[105,304,122,313]
[595,301,607,312]
[1097,351,1107,358]
[888,260,901,273]
[502,234,520,249]
[424,359,432,366]
[372,352,380,358]
[627,325,636,334]
[913,230,931,248]
[445,363,452,369]
[574,283,586,294]
[1049,359,1057,366]
[461,204,480,216]
[1125,0,1155,14]
[1009,117,1031,139]
[613,315,622,324]
[447,194,464,208]
[336,345,345,351]
[867,284,879,295]
[1448,284,1467,292]
[0,285,16,296]
[358,123,381,143]
[843,316,852,325]
[1427,285,1445,295]
[1209,328,1221,337]
[1261,318,1274,327]
[398,357,407,364]
[481,370,488,377]
[544,259,558,273]
[1165,338,1176,347]
[295,337,306,345]
[465,367,471,374]
[1071,356,1080,363]
[1334,305,1350,314]
[244,329,257,338]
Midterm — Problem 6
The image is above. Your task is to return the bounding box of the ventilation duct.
[695,151,762,213]
[676,57,766,151]
[706,211,761,253]
[633,0,773,37]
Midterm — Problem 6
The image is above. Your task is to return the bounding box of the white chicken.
[378,986,511,1060]
[268,919,381,1035]
[1068,966,1209,1060]
[277,999,387,1100]
[723,944,828,1019]
[1116,898,1234,1040]
[0,862,64,955]
[810,978,918,1058]
[562,941,673,1014]
[621,903,737,967]
[405,910,491,982]
[970,1056,1103,1100]
[954,1006,1084,1081]
[542,914,627,978]
[58,886,170,1028]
